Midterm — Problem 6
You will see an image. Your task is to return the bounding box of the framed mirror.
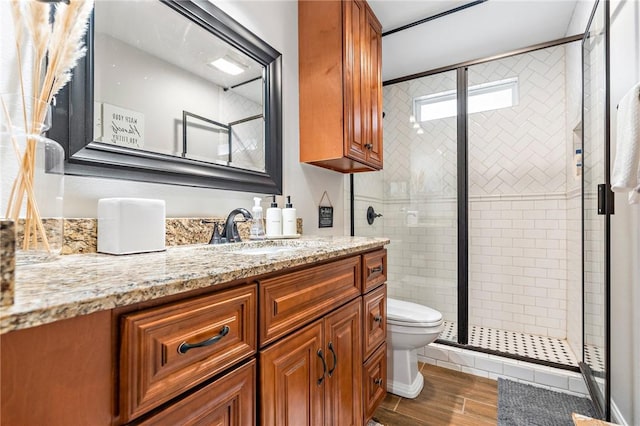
[50,0,282,194]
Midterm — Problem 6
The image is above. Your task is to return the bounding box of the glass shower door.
[582,0,610,419]
[353,70,459,343]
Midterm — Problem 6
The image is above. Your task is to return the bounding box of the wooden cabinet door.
[363,284,386,360]
[260,256,361,347]
[260,320,325,426]
[120,284,256,422]
[138,359,256,426]
[343,0,367,163]
[324,299,363,426]
[362,249,387,293]
[363,343,387,424]
[364,7,383,168]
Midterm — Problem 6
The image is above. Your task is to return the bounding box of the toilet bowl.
[386,297,443,399]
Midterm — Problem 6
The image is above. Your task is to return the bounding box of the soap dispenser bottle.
[265,195,282,237]
[250,197,265,240]
[282,195,297,236]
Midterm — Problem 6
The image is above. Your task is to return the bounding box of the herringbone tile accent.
[468,45,568,196]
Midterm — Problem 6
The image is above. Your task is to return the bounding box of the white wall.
[1,1,346,235]
[609,0,640,423]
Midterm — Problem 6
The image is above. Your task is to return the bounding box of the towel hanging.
[611,82,640,204]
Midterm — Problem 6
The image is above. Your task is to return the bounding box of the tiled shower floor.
[438,321,603,372]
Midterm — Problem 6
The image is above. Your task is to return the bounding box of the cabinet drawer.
[363,342,387,424]
[120,284,257,422]
[363,284,386,360]
[260,256,361,346]
[362,249,386,293]
[138,359,256,426]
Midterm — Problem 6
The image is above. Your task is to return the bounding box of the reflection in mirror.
[50,0,282,193]
[93,0,266,172]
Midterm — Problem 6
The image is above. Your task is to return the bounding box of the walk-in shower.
[351,28,608,393]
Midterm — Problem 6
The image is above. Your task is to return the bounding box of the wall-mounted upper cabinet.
[299,0,383,173]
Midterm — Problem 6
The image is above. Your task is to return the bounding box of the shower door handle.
[597,184,615,215]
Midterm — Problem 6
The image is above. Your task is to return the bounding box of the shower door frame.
[579,0,612,420]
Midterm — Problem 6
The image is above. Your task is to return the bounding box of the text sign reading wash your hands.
[95,102,145,148]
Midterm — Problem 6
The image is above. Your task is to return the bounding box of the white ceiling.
[94,0,263,97]
[368,0,580,82]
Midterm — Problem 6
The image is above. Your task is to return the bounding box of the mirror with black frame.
[50,0,282,194]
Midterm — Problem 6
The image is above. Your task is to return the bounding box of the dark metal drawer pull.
[328,342,338,377]
[373,314,383,323]
[370,265,383,274]
[374,378,383,386]
[317,349,327,385]
[177,325,230,354]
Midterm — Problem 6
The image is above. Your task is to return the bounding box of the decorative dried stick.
[0,98,50,251]
[6,0,93,251]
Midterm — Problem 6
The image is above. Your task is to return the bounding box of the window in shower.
[413,77,519,122]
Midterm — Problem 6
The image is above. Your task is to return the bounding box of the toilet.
[386,297,444,399]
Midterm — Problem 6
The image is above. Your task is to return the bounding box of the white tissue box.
[97,198,166,255]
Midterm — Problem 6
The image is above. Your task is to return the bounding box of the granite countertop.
[0,236,389,335]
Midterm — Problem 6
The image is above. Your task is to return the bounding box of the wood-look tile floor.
[372,363,498,426]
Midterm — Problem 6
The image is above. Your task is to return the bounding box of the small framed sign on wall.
[318,191,333,228]
[96,102,145,148]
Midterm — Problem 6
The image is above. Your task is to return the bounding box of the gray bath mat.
[498,378,597,426]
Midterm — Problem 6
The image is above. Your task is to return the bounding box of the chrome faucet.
[221,208,253,243]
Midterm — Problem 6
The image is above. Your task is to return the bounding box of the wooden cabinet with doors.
[1,247,388,426]
[361,249,387,424]
[299,0,383,173]
[260,249,388,426]
[260,299,363,426]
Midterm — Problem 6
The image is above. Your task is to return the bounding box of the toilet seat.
[387,297,443,327]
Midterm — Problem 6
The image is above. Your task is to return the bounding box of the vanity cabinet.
[119,284,257,423]
[0,246,388,426]
[260,299,362,426]
[361,250,387,424]
[136,359,256,426]
[299,0,383,173]
[260,248,388,426]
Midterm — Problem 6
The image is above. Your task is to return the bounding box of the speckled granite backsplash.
[61,217,303,254]
[1,219,15,306]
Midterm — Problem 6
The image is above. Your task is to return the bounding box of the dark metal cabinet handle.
[373,314,383,323]
[317,349,327,385]
[364,143,373,150]
[328,342,338,377]
[177,325,230,354]
[370,265,383,274]
[374,378,383,386]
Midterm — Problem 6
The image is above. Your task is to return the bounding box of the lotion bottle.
[265,195,282,237]
[250,197,265,239]
[282,195,297,236]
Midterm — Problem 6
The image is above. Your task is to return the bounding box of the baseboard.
[611,399,628,426]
